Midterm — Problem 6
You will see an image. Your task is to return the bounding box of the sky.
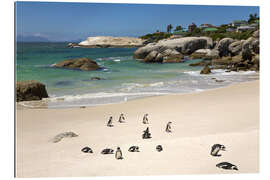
[15,2,259,42]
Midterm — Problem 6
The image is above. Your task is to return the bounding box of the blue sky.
[16,2,259,42]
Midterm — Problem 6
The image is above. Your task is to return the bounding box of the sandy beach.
[16,80,259,177]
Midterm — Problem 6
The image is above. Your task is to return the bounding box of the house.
[232,20,248,27]
[188,23,197,32]
[200,24,215,28]
[237,26,256,32]
[203,27,218,32]
[226,28,236,32]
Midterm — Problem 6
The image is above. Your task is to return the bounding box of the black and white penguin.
[210,144,226,157]
[118,113,125,123]
[81,147,93,153]
[143,114,149,124]
[101,148,114,154]
[128,146,140,152]
[216,162,238,170]
[107,116,113,127]
[165,122,172,133]
[142,127,151,139]
[156,145,163,152]
[115,147,123,160]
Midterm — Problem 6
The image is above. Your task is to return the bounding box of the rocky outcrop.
[134,37,212,63]
[215,38,235,57]
[53,57,100,71]
[200,65,211,74]
[191,49,219,60]
[228,40,244,56]
[16,80,49,102]
[78,36,144,48]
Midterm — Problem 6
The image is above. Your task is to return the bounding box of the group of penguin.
[81,114,167,160]
[211,144,239,171]
[81,113,239,171]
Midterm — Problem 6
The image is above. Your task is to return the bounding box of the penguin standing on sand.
[210,144,226,157]
[107,116,113,127]
[165,122,172,133]
[115,147,123,160]
[216,162,238,170]
[118,113,125,123]
[142,127,152,139]
[143,114,149,124]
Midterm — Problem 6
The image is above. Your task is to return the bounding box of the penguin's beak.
[233,167,238,171]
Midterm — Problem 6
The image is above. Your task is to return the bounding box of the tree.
[175,25,183,31]
[248,13,259,24]
[167,24,173,33]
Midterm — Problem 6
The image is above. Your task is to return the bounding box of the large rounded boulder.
[216,38,235,57]
[16,80,49,102]
[133,37,213,62]
[54,57,100,71]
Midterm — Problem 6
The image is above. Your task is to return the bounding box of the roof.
[237,26,255,30]
[203,27,218,32]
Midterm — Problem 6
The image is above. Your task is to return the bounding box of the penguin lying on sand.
[101,148,114,154]
[128,146,140,152]
[115,147,123,160]
[156,145,163,152]
[81,147,93,153]
[210,144,226,157]
[216,162,238,171]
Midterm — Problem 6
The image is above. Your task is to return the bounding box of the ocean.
[16,42,259,108]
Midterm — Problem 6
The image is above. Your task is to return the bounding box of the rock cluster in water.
[53,57,100,71]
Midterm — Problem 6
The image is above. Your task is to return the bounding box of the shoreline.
[16,76,259,110]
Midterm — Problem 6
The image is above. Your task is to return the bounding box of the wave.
[49,91,168,102]
[184,69,257,76]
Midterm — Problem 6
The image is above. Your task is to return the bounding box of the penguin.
[81,147,93,153]
[216,162,238,171]
[128,146,140,152]
[101,148,114,154]
[107,116,113,127]
[142,127,151,139]
[118,113,125,123]
[210,144,226,157]
[115,147,123,160]
[143,114,149,124]
[156,145,163,152]
[165,122,172,133]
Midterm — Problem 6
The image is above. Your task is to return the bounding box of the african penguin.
[210,144,226,157]
[81,147,93,153]
[165,122,172,133]
[143,114,149,124]
[115,147,123,160]
[156,145,163,152]
[107,116,113,127]
[216,162,238,170]
[101,148,114,154]
[128,146,140,152]
[118,113,125,123]
[142,127,151,139]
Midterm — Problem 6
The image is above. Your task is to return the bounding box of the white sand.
[16,80,259,177]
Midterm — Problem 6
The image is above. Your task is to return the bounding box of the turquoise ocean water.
[16,42,258,108]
